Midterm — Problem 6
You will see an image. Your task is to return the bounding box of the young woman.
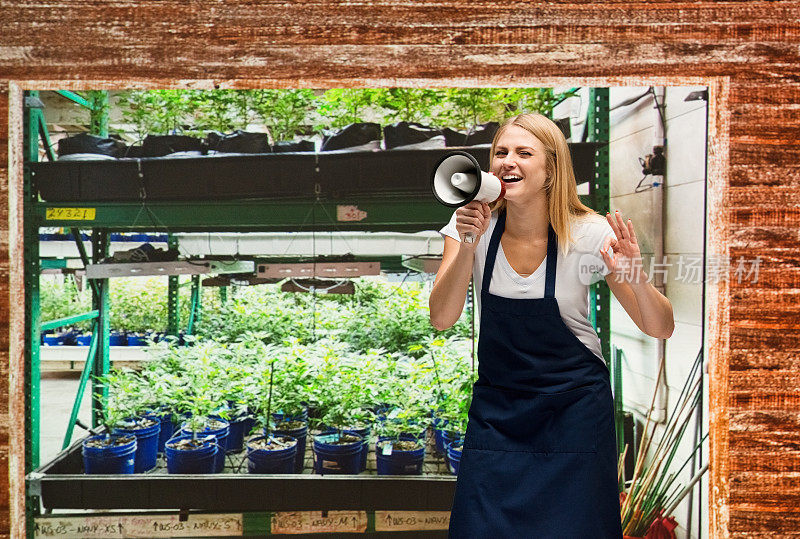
[430,113,674,537]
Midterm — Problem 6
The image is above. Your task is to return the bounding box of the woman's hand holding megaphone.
[455,201,492,245]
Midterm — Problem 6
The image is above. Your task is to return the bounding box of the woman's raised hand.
[602,210,646,284]
[455,201,492,245]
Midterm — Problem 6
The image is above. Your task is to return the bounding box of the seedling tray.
[30,433,457,512]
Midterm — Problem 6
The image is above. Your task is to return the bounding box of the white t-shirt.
[438,210,616,361]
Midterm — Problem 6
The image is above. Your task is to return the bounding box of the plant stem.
[265,359,275,438]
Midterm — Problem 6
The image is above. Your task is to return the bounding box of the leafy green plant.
[434,88,508,130]
[191,90,252,134]
[116,90,199,141]
[374,88,445,124]
[314,89,381,130]
[502,88,579,121]
[95,367,153,433]
[39,276,93,330]
[249,89,318,142]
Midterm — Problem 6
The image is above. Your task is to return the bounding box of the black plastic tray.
[32,144,603,203]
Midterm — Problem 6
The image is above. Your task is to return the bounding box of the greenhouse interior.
[24,87,710,538]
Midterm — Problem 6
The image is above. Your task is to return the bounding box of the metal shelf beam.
[36,199,453,232]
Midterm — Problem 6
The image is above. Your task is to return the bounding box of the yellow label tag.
[45,207,96,221]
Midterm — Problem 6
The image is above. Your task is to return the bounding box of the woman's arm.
[605,271,675,339]
[429,201,491,331]
[600,211,675,339]
[429,236,476,330]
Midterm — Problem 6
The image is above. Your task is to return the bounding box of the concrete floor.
[39,371,94,466]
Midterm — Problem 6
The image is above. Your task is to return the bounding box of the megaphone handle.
[463,232,476,244]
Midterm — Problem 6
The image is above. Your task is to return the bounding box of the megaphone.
[431,151,505,243]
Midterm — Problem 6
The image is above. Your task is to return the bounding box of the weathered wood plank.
[1,3,799,48]
[1,43,800,80]
[730,164,800,188]
[730,349,800,372]
[729,509,800,536]
[0,1,798,537]
[730,472,800,508]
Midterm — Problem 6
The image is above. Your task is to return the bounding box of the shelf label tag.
[375,511,451,531]
[45,207,96,221]
[336,205,367,221]
[271,511,368,534]
[33,513,242,538]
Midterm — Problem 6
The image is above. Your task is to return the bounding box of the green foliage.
[194,286,314,344]
[95,367,153,432]
[109,277,189,333]
[191,90,253,134]
[116,90,199,141]
[434,88,507,130]
[373,88,445,124]
[40,275,203,333]
[39,276,92,330]
[502,88,579,121]
[249,89,319,142]
[114,87,574,144]
[314,89,380,129]
[103,333,475,445]
[336,280,470,356]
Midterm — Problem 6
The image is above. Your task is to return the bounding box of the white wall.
[556,86,709,538]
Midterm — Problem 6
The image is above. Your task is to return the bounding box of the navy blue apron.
[449,211,623,538]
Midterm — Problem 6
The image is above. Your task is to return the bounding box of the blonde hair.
[488,113,599,256]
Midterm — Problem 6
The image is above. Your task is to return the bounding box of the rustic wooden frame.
[4,4,800,534]
[5,76,728,537]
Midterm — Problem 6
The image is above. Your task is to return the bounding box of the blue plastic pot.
[113,416,161,473]
[109,331,127,346]
[446,439,463,476]
[321,425,370,473]
[272,421,308,473]
[432,418,449,454]
[246,436,297,474]
[180,418,229,473]
[75,334,92,346]
[271,407,309,424]
[223,414,254,453]
[149,411,177,454]
[126,333,147,346]
[61,330,80,346]
[441,429,462,466]
[165,435,218,474]
[82,434,137,475]
[375,435,425,476]
[42,333,65,346]
[312,432,363,475]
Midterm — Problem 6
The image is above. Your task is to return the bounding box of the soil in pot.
[273,421,309,473]
[165,435,218,474]
[82,434,137,475]
[246,435,298,474]
[375,437,425,476]
[312,432,363,475]
[248,436,296,451]
[114,416,160,473]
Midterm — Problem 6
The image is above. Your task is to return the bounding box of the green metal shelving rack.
[23,89,613,535]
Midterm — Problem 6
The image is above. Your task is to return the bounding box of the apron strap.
[544,224,558,298]
[482,210,506,293]
[481,210,559,298]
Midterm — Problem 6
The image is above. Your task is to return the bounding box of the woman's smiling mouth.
[502,175,523,183]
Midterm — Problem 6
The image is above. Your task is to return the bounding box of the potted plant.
[245,343,298,474]
[82,394,137,475]
[374,406,431,476]
[97,368,161,474]
[169,342,229,474]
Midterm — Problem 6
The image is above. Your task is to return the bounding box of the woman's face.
[490,125,549,204]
